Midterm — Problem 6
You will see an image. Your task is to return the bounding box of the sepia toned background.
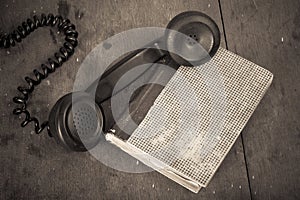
[0,0,299,199]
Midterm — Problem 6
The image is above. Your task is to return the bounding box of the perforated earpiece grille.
[72,103,99,137]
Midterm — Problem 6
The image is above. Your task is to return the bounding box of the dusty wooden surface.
[221,0,300,199]
[0,0,298,199]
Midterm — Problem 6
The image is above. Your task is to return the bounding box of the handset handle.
[86,40,167,104]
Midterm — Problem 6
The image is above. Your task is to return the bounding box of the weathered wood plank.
[1,0,250,199]
[221,0,300,199]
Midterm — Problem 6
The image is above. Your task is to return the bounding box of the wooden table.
[0,0,299,199]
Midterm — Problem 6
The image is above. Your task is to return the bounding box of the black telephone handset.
[1,11,220,151]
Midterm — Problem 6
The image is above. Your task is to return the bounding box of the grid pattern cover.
[127,47,273,187]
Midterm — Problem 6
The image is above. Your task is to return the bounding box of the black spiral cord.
[0,13,78,136]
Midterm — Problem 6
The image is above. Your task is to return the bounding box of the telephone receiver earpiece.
[48,92,104,151]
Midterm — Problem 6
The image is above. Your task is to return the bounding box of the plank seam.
[218,0,229,50]
[218,1,253,199]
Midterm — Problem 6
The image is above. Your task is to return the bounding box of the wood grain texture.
[0,0,252,199]
[220,0,300,199]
